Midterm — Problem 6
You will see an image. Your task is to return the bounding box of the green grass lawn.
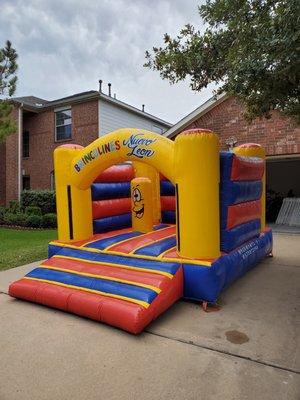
[0,228,57,271]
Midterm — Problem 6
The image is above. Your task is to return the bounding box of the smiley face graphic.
[132,185,144,219]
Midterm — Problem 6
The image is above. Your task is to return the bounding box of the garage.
[266,156,300,222]
[163,95,300,225]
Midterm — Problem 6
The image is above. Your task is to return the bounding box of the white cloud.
[0,0,216,123]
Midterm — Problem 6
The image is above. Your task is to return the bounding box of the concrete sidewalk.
[0,233,299,400]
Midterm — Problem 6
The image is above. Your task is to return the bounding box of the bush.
[25,206,42,216]
[9,200,20,213]
[3,212,27,226]
[21,190,56,214]
[0,206,6,223]
[42,213,57,228]
[26,214,43,228]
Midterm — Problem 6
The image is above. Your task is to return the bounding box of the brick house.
[165,94,300,207]
[0,88,171,205]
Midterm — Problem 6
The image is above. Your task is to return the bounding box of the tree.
[0,40,18,142]
[145,0,300,122]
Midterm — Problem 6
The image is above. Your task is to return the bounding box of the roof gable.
[12,90,171,128]
[164,93,228,138]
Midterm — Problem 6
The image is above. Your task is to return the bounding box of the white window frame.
[55,106,72,142]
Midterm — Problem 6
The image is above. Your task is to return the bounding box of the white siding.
[98,99,168,136]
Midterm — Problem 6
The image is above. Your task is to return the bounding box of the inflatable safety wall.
[159,153,264,254]
[92,164,134,233]
[220,152,264,252]
[160,175,176,224]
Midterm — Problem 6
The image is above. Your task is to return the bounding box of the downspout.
[17,104,23,202]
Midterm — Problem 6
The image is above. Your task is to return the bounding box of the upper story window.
[152,125,164,134]
[55,108,72,141]
[22,130,29,158]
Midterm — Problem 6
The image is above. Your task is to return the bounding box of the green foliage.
[0,40,18,143]
[21,190,56,214]
[0,100,17,142]
[25,206,42,216]
[0,206,6,223]
[26,214,43,228]
[0,207,56,228]
[8,200,20,213]
[0,193,57,228]
[42,213,57,228]
[145,0,300,122]
[0,196,56,228]
[4,212,27,227]
[0,40,18,97]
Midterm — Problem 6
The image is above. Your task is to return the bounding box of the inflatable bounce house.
[9,128,273,334]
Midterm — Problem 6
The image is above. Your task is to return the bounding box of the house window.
[50,171,55,190]
[22,131,29,158]
[55,108,72,141]
[22,176,30,190]
[152,125,164,134]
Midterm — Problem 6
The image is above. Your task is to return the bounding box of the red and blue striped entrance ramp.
[9,224,273,333]
[9,230,183,334]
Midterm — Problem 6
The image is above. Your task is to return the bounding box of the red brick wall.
[22,100,99,191]
[184,97,300,156]
[72,100,99,143]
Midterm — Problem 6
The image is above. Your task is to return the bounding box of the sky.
[0,0,217,124]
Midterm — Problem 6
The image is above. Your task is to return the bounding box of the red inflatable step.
[9,254,183,334]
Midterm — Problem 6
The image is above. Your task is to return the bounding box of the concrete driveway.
[0,233,299,400]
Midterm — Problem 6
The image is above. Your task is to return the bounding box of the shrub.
[3,212,27,226]
[0,206,6,223]
[21,190,56,214]
[26,214,43,228]
[25,206,42,216]
[42,213,57,228]
[9,200,20,213]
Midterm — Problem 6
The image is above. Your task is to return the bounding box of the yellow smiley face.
[132,186,144,219]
